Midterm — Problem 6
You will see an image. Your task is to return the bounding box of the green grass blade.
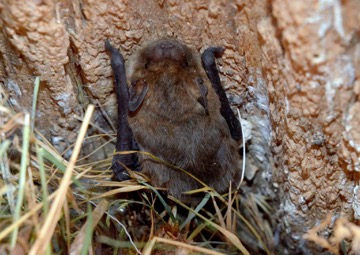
[180,193,210,229]
[11,114,30,248]
[142,182,176,223]
[0,139,11,157]
[81,203,93,255]
[40,147,67,172]
[173,197,250,255]
[39,147,82,188]
[36,143,49,216]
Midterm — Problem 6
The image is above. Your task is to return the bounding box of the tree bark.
[0,0,359,253]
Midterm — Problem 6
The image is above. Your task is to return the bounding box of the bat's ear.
[128,80,149,112]
[196,78,209,115]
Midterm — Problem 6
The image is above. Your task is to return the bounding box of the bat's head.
[128,39,200,77]
[126,39,209,116]
[143,39,189,67]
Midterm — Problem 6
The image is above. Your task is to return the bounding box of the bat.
[105,38,242,202]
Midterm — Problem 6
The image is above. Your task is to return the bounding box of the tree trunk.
[1,0,359,254]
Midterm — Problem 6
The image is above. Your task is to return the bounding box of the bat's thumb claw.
[212,47,225,57]
[202,47,225,67]
[105,39,113,52]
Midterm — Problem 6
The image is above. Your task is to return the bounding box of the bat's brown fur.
[125,39,241,202]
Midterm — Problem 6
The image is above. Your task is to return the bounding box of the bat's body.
[106,39,242,202]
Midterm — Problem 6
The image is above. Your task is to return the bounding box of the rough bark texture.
[0,0,359,254]
[265,1,360,253]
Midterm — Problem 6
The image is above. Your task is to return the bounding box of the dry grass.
[0,77,275,254]
[304,214,360,255]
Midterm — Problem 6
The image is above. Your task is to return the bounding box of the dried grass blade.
[172,197,250,255]
[144,237,226,255]
[29,104,95,255]
[30,77,40,131]
[70,200,109,255]
[142,237,156,255]
[0,140,14,213]
[226,183,233,232]
[90,185,147,199]
[212,195,226,229]
[237,108,246,189]
[0,190,56,242]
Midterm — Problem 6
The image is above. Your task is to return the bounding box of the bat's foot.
[111,154,141,181]
[112,170,131,181]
